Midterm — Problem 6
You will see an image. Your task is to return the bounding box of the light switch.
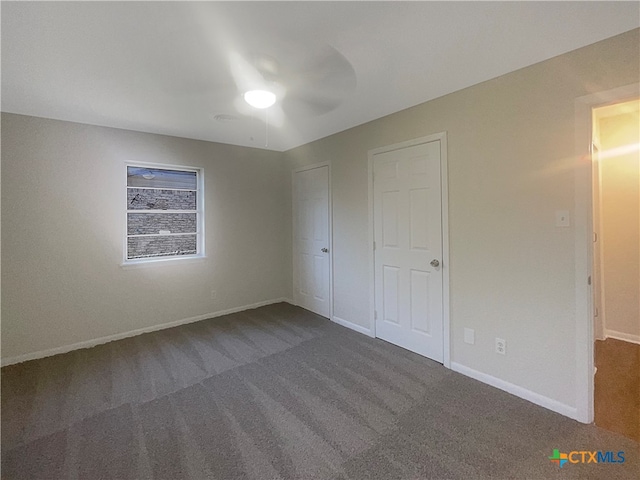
[555,210,570,227]
[464,328,475,345]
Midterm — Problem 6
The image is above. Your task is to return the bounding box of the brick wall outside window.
[126,165,202,261]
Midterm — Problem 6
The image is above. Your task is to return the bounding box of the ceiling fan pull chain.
[265,108,269,148]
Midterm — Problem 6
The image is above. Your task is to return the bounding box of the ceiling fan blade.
[228,50,265,93]
[281,45,356,117]
[282,93,342,117]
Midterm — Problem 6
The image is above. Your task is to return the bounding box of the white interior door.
[373,140,444,362]
[294,165,330,318]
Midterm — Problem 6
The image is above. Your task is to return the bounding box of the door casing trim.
[367,132,451,368]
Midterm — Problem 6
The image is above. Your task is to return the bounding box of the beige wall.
[284,29,640,408]
[1,114,291,360]
[599,109,640,339]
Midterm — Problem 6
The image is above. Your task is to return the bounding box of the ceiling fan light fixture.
[244,89,276,109]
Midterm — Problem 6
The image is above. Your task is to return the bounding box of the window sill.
[120,255,207,269]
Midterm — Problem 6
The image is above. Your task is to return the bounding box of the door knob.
[430,259,440,267]
[321,248,328,253]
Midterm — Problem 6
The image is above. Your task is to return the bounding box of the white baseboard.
[604,329,640,345]
[1,297,292,367]
[332,316,374,338]
[450,362,579,421]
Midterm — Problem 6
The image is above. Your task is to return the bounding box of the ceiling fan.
[227,44,357,127]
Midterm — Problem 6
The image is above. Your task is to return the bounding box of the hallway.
[595,338,640,442]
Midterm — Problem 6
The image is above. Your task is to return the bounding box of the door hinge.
[373,241,376,251]
[588,276,592,286]
[593,232,598,243]
[595,307,599,317]
[374,310,378,320]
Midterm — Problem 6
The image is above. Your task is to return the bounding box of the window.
[126,164,203,262]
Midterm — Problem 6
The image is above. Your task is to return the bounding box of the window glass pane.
[127,213,197,235]
[127,188,196,211]
[127,167,197,189]
[127,234,197,259]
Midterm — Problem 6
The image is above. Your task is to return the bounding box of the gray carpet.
[2,303,638,479]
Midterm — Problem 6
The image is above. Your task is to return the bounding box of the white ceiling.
[2,1,639,152]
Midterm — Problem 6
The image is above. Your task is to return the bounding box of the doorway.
[591,99,639,441]
[368,134,450,364]
[293,163,331,318]
[575,83,639,424]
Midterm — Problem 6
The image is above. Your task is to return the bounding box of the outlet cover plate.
[464,328,475,345]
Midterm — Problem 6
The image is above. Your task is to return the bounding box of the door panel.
[383,265,400,324]
[374,140,443,362]
[294,166,330,317]
[382,190,400,247]
[410,269,430,334]
[410,188,429,249]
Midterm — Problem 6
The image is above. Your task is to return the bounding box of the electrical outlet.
[495,338,506,355]
[464,328,475,345]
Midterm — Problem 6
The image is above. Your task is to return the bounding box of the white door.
[373,140,444,362]
[294,165,330,317]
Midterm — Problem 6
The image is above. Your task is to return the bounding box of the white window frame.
[123,161,205,266]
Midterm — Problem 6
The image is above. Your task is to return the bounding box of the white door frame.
[368,132,451,368]
[590,140,606,342]
[574,82,639,423]
[292,162,333,319]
